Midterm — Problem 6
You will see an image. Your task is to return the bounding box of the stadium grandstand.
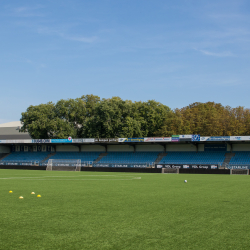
[1,127,250,171]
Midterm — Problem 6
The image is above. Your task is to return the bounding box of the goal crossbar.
[47,159,81,171]
[230,169,249,175]
[162,168,179,174]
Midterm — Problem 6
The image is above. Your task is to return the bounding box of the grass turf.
[0,169,250,250]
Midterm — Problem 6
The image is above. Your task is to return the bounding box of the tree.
[20,101,78,139]
[156,102,250,136]
[81,97,145,138]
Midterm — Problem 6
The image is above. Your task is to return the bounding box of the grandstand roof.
[0,121,31,139]
[0,121,22,128]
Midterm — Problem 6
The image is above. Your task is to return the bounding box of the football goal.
[46,159,81,171]
[162,168,179,174]
[230,169,249,175]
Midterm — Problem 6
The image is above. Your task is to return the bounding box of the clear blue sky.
[1,0,250,123]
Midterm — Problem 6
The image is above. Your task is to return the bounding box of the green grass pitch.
[0,169,250,250]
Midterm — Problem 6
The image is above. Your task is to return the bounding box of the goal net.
[230,169,249,175]
[46,159,81,171]
[162,168,179,174]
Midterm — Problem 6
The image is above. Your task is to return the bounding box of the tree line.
[20,95,250,139]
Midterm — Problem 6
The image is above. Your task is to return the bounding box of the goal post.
[162,168,179,174]
[46,159,81,171]
[230,169,249,175]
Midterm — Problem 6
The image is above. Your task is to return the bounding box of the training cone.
[9,191,13,193]
[31,192,35,194]
[37,195,41,198]
[19,196,23,199]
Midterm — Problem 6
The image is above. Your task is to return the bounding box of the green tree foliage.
[156,102,250,136]
[20,95,171,139]
[21,98,250,139]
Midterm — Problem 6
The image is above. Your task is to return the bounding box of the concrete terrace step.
[220,152,235,169]
[155,152,168,164]
[0,153,10,161]
[41,152,56,163]
[94,152,108,164]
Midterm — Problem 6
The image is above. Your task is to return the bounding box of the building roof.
[0,121,22,128]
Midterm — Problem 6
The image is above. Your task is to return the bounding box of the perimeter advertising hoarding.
[32,139,51,143]
[200,137,210,141]
[119,138,144,142]
[144,137,171,142]
[93,163,147,168]
[94,138,119,143]
[230,136,250,141]
[171,135,179,142]
[226,165,250,169]
[82,139,95,143]
[202,136,230,141]
[51,139,72,143]
[179,135,201,142]
[5,140,33,143]
[0,140,6,143]
[192,135,200,141]
[72,139,83,143]
[156,164,218,169]
[179,135,192,142]
[72,139,95,143]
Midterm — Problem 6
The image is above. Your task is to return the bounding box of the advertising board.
[192,135,200,141]
[82,139,95,143]
[205,136,230,141]
[179,135,192,142]
[230,136,250,141]
[200,137,210,141]
[144,137,171,142]
[51,139,72,143]
[171,135,179,142]
[6,140,33,143]
[95,138,119,143]
[156,164,218,169]
[226,165,250,169]
[93,163,147,168]
[32,139,51,143]
[72,139,83,143]
[119,138,144,142]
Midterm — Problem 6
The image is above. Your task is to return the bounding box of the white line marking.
[0,176,141,180]
[15,179,136,181]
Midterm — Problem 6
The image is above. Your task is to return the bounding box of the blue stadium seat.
[3,150,250,166]
[229,152,250,165]
[99,152,160,164]
[44,152,101,163]
[159,152,226,165]
[2,152,50,162]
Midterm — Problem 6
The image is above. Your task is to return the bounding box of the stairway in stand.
[220,152,235,169]
[93,152,108,163]
[154,152,168,164]
[41,152,56,163]
[0,153,10,161]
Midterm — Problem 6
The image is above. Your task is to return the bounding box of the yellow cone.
[37,195,41,198]
[19,196,23,199]
[31,192,35,194]
[9,191,13,193]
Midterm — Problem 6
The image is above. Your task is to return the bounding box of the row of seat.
[99,152,159,164]
[1,151,250,165]
[45,152,101,163]
[159,152,226,165]
[3,152,50,162]
[230,152,250,164]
